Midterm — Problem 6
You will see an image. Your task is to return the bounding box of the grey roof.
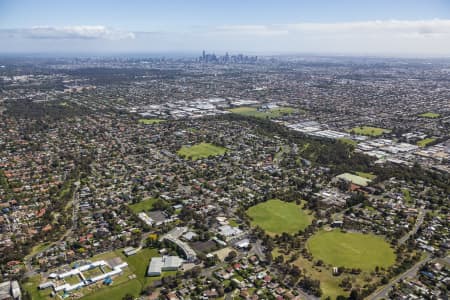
[163,256,184,269]
[0,281,21,300]
[147,257,163,275]
[147,256,184,276]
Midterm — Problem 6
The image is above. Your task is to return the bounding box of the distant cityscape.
[199,50,258,64]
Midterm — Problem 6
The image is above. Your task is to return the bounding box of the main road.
[367,253,432,300]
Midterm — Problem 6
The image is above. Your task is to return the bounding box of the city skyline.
[1,0,450,56]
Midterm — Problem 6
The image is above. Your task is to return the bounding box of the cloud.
[214,19,450,38]
[215,25,288,36]
[1,20,449,56]
[0,25,135,40]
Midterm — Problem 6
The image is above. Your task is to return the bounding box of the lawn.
[246,199,313,235]
[22,275,51,300]
[354,171,377,180]
[290,252,346,299]
[81,248,176,299]
[128,198,158,213]
[177,142,227,160]
[338,138,358,147]
[81,279,142,300]
[138,118,165,124]
[228,106,295,118]
[307,230,396,271]
[118,248,177,287]
[26,242,51,259]
[83,267,104,280]
[228,219,239,227]
[417,137,436,147]
[65,274,82,285]
[336,173,372,187]
[418,112,440,119]
[347,126,391,137]
[274,248,358,300]
[402,189,412,203]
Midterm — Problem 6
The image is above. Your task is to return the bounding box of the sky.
[1,0,450,57]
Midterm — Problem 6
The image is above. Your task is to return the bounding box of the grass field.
[246,199,313,235]
[22,276,50,300]
[336,173,372,187]
[354,171,377,180]
[138,118,165,124]
[228,218,239,227]
[417,137,437,147]
[418,112,440,119]
[307,230,396,271]
[275,248,344,299]
[128,198,158,213]
[338,138,358,147]
[228,106,295,118]
[119,248,178,287]
[274,247,375,300]
[83,266,104,280]
[65,274,82,285]
[80,248,175,299]
[177,142,227,160]
[402,189,412,203]
[81,279,142,300]
[26,242,51,259]
[347,126,391,137]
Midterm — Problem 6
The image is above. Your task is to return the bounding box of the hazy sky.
[1,0,450,56]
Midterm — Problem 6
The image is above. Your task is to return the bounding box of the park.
[347,126,391,137]
[307,230,396,271]
[228,106,295,118]
[177,142,227,160]
[418,112,440,119]
[246,199,313,235]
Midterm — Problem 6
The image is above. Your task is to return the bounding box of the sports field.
[128,198,158,213]
[274,246,378,300]
[418,112,440,119]
[417,137,436,147]
[336,173,372,187]
[307,230,396,271]
[177,142,227,160]
[228,106,295,118]
[354,171,377,180]
[246,199,313,235]
[347,126,391,137]
[138,118,165,124]
[81,279,141,300]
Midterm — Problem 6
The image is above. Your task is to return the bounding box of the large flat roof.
[336,173,372,187]
[147,257,163,275]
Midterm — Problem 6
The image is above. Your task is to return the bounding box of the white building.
[147,256,184,277]
[0,281,21,300]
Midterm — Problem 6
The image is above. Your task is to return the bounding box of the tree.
[349,289,362,300]
[122,294,134,300]
[142,286,154,296]
[225,250,237,262]
[274,255,284,264]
